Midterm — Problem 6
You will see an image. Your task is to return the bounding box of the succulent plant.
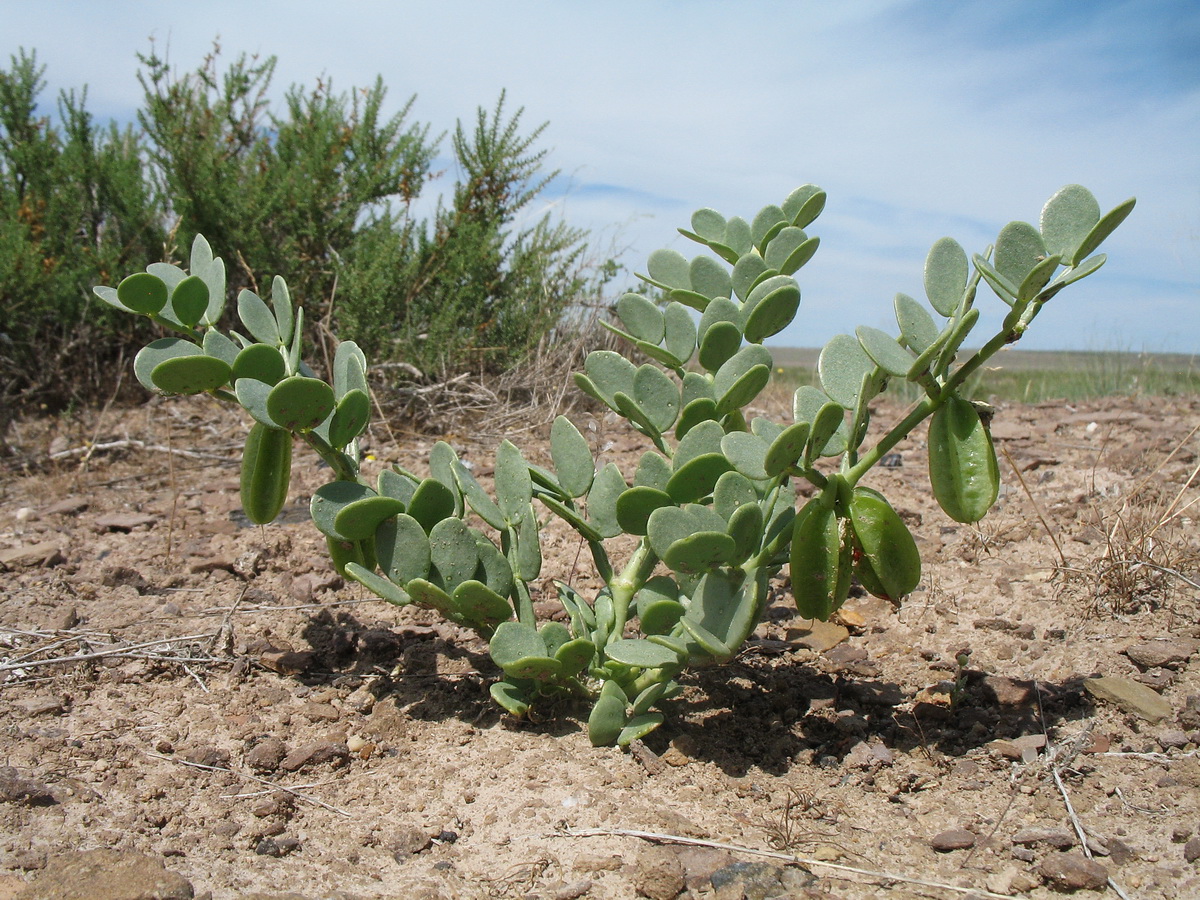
[96,181,1132,745]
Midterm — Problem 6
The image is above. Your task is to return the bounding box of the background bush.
[0,43,606,442]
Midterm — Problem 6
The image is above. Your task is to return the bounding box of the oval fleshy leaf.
[818,334,876,409]
[311,480,375,541]
[691,207,726,240]
[1071,196,1135,267]
[751,204,788,250]
[150,355,231,395]
[606,638,679,669]
[584,350,637,406]
[170,275,209,327]
[616,486,675,535]
[376,513,431,584]
[133,338,201,392]
[924,237,968,316]
[232,344,287,385]
[661,302,697,366]
[266,376,335,432]
[452,580,512,629]
[666,453,733,503]
[721,431,769,481]
[676,397,719,439]
[550,416,594,499]
[1040,184,1100,262]
[328,389,371,448]
[237,288,280,345]
[782,184,827,228]
[495,440,533,525]
[118,272,168,316]
[856,325,915,377]
[645,248,691,290]
[429,517,481,591]
[334,495,405,542]
[616,293,664,344]
[764,421,811,477]
[994,221,1047,291]
[731,254,770,302]
[893,293,940,353]
[697,321,741,373]
[689,255,732,302]
[587,463,627,539]
[743,275,801,343]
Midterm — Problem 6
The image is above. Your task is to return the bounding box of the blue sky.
[5,0,1198,352]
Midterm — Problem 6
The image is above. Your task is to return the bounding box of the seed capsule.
[928,396,1000,523]
[240,422,292,525]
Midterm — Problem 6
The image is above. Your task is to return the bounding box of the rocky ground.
[0,391,1198,900]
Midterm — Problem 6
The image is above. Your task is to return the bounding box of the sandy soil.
[0,392,1197,900]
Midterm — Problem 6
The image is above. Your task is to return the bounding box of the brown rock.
[279,738,349,772]
[16,849,193,899]
[1084,676,1172,723]
[95,513,157,532]
[244,737,287,773]
[787,620,849,652]
[930,828,976,852]
[1125,637,1198,670]
[1038,852,1108,891]
[0,542,65,569]
[181,746,230,769]
[0,767,56,806]
[1185,837,1200,864]
[982,675,1036,706]
[43,497,88,516]
[634,846,685,900]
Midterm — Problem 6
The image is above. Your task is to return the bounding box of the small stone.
[17,696,67,716]
[391,826,433,858]
[1125,637,1198,670]
[634,846,684,900]
[1108,839,1135,866]
[787,620,849,652]
[43,497,88,516]
[181,746,230,769]
[279,738,349,772]
[255,837,283,857]
[0,767,57,806]
[95,513,157,532]
[1039,852,1108,891]
[301,701,340,722]
[547,880,593,900]
[1085,676,1172,723]
[1158,729,1190,749]
[244,738,287,773]
[0,542,64,569]
[930,828,976,852]
[674,846,734,891]
[1185,837,1200,864]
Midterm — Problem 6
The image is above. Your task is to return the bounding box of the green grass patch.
[770,349,1200,404]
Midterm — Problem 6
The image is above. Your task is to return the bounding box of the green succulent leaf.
[634,365,681,432]
[924,237,969,316]
[588,680,628,746]
[587,463,627,539]
[713,471,758,520]
[674,419,725,469]
[344,563,410,608]
[271,276,294,346]
[731,253,770,303]
[782,184,827,228]
[806,401,848,462]
[994,221,1047,293]
[134,338,201,392]
[429,517,481,591]
[406,478,457,533]
[818,334,876,409]
[616,486,675,535]
[1040,184,1100,263]
[170,275,210,328]
[691,207,726,241]
[726,502,764,561]
[697,321,742,373]
[232,344,287,386]
[453,461,506,531]
[378,469,418,506]
[495,440,533,525]
[333,341,369,400]
[763,421,811,477]
[1071,196,1135,266]
[743,275,801,343]
[676,397,719,438]
[616,293,665,344]
[266,376,335,432]
[550,417,594,498]
[634,450,672,492]
[311,480,375,541]
[720,431,770,481]
[682,571,755,662]
[452,580,513,629]
[645,248,691,290]
[855,325,915,377]
[583,350,637,407]
[328,389,371,448]
[334,495,406,542]
[490,680,531,717]
[234,377,275,428]
[666,453,734,503]
[893,293,940,353]
[606,638,679,669]
[118,272,169,316]
[751,204,788,250]
[690,255,733,302]
[662,302,698,365]
[376,513,432,584]
[237,288,281,345]
[150,355,231,395]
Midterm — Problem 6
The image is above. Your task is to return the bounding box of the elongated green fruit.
[848,488,920,602]
[928,396,1000,523]
[240,422,292,524]
[790,498,852,620]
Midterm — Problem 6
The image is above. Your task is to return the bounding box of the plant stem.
[300,431,359,483]
[607,542,659,643]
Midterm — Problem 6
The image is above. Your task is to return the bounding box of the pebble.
[0,541,65,569]
[709,860,817,899]
[1038,852,1108,891]
[787,620,849,652]
[244,737,287,773]
[1124,637,1198,670]
[633,846,684,900]
[1186,837,1200,864]
[1084,675,1172,723]
[0,766,56,806]
[930,828,976,851]
[1012,827,1075,849]
[279,738,350,772]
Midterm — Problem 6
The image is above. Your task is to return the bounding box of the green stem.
[606,541,659,644]
[300,431,360,484]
